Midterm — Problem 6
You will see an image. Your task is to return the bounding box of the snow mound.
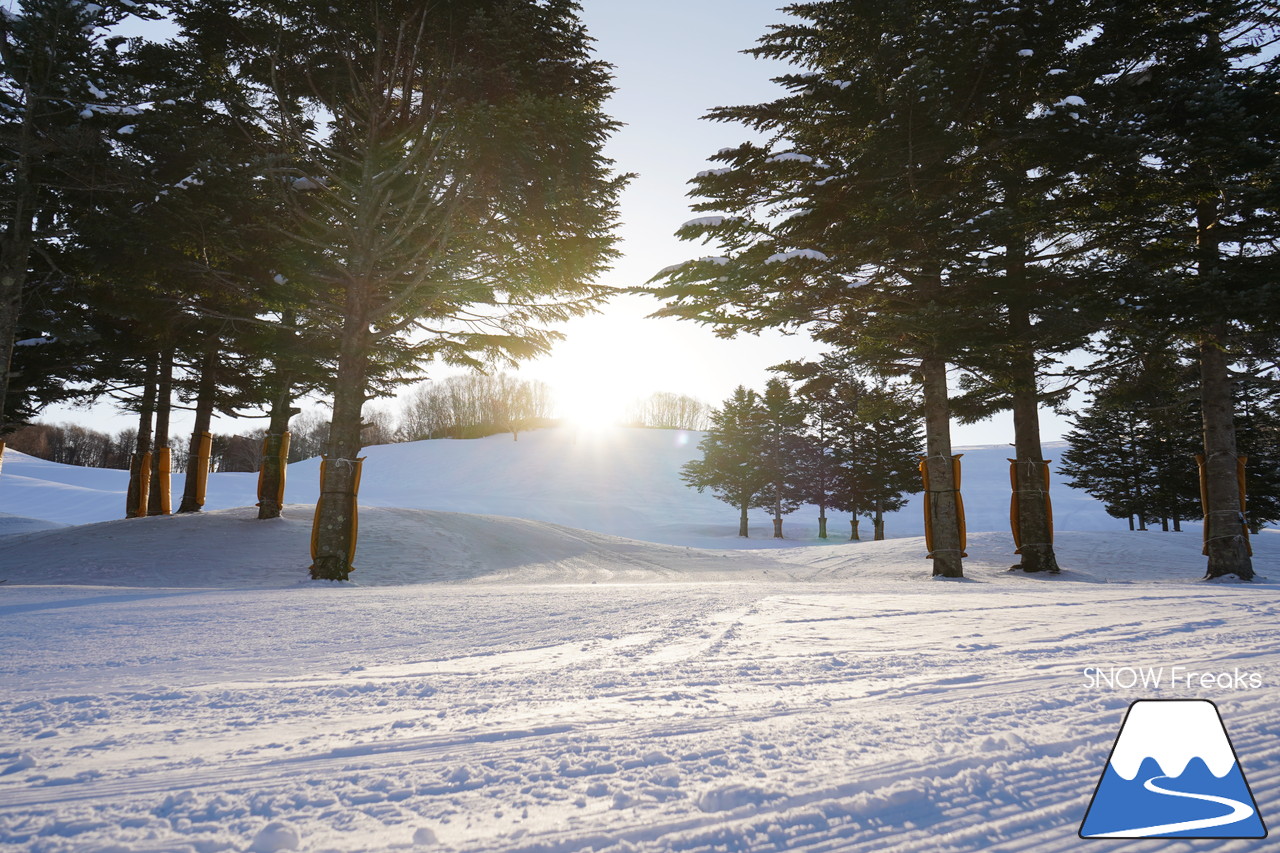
[0,505,784,588]
[0,512,67,537]
[248,821,301,852]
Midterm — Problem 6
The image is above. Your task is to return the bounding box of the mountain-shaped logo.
[1080,699,1267,839]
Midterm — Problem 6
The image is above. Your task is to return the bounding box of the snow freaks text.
[1083,666,1264,691]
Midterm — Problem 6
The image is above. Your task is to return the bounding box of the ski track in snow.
[1,583,1278,852]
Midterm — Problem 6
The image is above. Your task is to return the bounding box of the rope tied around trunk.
[1206,509,1248,521]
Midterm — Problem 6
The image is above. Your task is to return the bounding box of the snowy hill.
[0,426,1118,547]
[0,505,786,587]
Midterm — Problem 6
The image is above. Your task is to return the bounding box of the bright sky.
[519,1,816,429]
[513,1,1071,445]
[35,0,1071,447]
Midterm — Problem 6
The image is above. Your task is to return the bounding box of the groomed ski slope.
[0,427,1276,852]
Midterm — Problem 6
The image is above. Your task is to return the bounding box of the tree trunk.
[920,354,964,577]
[147,349,174,516]
[818,504,827,539]
[126,355,160,518]
[850,517,860,541]
[1003,206,1059,573]
[178,342,219,513]
[773,491,784,539]
[0,270,20,436]
[310,320,371,580]
[1008,369,1059,572]
[873,502,885,541]
[738,499,749,538]
[1200,329,1253,579]
[258,377,297,520]
[1196,192,1252,580]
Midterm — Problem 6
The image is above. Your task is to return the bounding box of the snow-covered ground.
[0,427,1276,852]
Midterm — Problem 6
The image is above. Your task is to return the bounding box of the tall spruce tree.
[1085,0,1280,579]
[682,386,768,538]
[644,1,1104,577]
[62,29,288,518]
[186,0,627,579]
[0,0,156,433]
[937,0,1108,573]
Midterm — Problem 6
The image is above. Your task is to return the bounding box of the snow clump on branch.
[765,249,828,264]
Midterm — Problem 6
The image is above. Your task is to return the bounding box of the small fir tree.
[755,378,807,539]
[681,386,768,538]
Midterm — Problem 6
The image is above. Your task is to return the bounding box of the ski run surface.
[0,426,1277,852]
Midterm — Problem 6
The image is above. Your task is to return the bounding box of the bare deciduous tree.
[625,392,711,431]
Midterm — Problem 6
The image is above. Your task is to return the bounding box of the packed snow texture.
[0,427,1277,852]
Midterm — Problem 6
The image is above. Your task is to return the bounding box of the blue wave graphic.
[1081,756,1266,838]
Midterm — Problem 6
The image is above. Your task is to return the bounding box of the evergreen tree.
[644,1,1104,576]
[1230,367,1280,533]
[682,386,768,538]
[933,0,1113,573]
[1060,350,1202,531]
[0,0,156,432]
[58,28,296,518]
[187,0,627,579]
[784,367,848,540]
[846,383,926,541]
[779,353,922,541]
[1085,0,1280,578]
[755,377,807,539]
[1060,403,1153,529]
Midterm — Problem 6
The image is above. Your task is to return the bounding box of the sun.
[556,383,630,432]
